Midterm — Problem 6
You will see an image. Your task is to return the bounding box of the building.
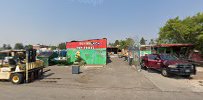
[0,50,26,58]
[66,38,107,65]
[107,47,120,54]
[33,44,49,50]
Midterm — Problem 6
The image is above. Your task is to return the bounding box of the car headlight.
[190,65,195,69]
[168,65,177,68]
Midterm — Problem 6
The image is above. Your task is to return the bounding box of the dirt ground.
[0,57,203,100]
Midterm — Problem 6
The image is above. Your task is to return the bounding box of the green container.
[37,57,49,67]
[37,52,58,67]
[67,49,107,65]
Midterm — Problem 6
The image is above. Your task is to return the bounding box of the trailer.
[0,49,44,84]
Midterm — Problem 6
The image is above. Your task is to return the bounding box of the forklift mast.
[25,49,37,83]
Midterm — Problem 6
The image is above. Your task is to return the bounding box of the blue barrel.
[72,65,80,74]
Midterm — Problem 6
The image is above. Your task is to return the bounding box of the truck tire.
[11,73,24,84]
[161,68,170,77]
[182,75,191,78]
[141,63,147,70]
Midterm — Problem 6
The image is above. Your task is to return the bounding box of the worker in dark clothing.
[129,52,133,66]
[124,52,128,61]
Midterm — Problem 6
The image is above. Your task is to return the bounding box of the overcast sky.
[0,0,203,47]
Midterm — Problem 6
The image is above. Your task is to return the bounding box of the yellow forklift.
[0,49,44,84]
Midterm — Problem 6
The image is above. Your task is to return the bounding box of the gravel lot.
[0,57,203,100]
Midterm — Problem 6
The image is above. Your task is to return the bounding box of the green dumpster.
[37,52,58,67]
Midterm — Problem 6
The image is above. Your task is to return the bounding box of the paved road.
[0,57,203,100]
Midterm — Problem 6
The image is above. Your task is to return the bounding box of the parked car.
[141,54,196,78]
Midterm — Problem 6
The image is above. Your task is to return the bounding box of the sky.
[0,0,203,47]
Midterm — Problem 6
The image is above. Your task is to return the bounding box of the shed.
[107,47,121,54]
[153,44,194,58]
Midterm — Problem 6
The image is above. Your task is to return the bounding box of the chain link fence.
[128,37,141,71]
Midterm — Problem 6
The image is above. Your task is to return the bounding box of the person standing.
[129,52,133,66]
[124,51,128,61]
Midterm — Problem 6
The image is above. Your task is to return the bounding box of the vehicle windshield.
[160,55,178,60]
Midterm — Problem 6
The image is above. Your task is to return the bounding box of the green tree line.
[0,42,67,50]
[109,37,156,50]
[157,12,203,53]
[109,38,135,50]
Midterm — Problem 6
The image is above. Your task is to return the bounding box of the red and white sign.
[66,38,107,49]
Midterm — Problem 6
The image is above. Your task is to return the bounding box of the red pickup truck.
[141,54,196,78]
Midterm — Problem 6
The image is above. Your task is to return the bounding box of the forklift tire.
[30,72,35,82]
[37,70,41,78]
[40,69,43,76]
[11,73,24,84]
[34,70,39,79]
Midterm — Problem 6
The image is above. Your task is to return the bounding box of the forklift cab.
[0,50,26,68]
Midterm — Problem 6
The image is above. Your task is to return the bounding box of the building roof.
[0,50,25,53]
[154,44,194,47]
[67,38,107,43]
[140,45,154,47]
[107,47,118,49]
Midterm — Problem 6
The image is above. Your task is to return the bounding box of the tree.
[3,44,7,49]
[2,44,12,50]
[58,43,66,50]
[107,38,135,50]
[50,46,57,50]
[157,12,203,53]
[125,38,135,47]
[14,43,24,50]
[140,37,146,45]
[6,44,12,49]
[149,39,155,45]
[114,40,120,47]
[108,43,114,47]
[24,45,33,49]
[118,40,127,50]
[117,38,135,50]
